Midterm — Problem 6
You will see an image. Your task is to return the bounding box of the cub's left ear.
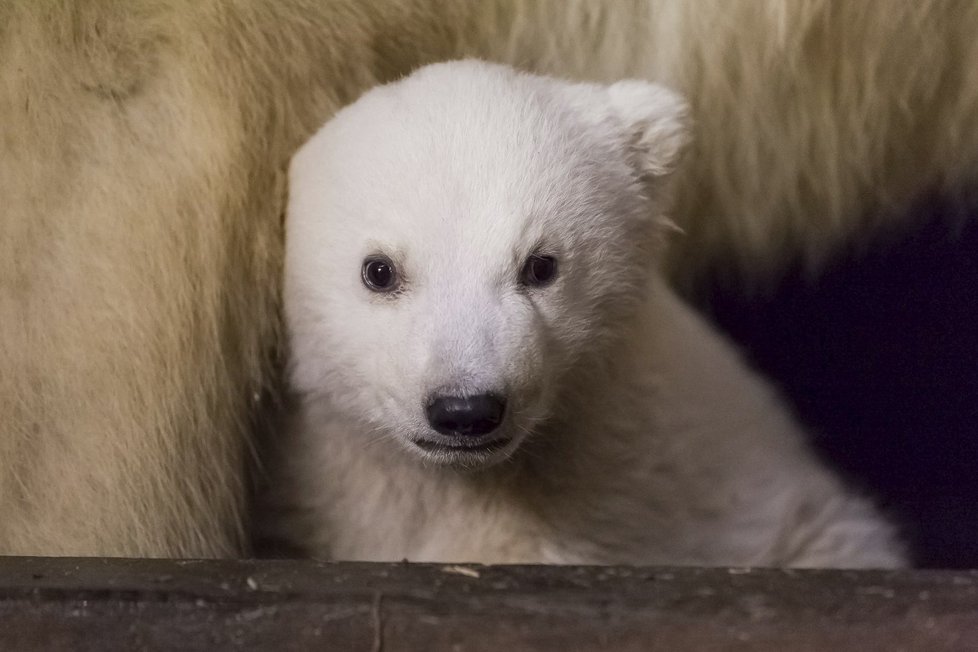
[607,80,690,177]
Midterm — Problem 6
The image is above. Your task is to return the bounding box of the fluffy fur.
[1,1,975,556]
[266,61,904,567]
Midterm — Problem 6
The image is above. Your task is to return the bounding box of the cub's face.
[286,61,687,468]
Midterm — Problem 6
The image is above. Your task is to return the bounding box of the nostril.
[425,393,507,437]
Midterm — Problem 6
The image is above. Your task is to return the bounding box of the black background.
[701,199,978,568]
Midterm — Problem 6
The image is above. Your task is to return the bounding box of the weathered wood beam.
[0,557,975,651]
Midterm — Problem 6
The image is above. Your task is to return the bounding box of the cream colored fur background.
[1,1,976,556]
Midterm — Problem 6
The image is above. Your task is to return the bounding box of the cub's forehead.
[294,62,624,230]
[329,61,579,159]
[290,62,631,264]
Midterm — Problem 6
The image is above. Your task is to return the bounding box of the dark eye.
[362,255,399,292]
[520,253,558,287]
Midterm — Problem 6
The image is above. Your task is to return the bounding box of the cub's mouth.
[413,437,512,455]
[410,436,515,467]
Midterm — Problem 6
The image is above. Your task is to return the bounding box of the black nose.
[425,393,507,437]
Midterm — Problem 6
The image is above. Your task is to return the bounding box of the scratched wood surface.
[0,557,976,651]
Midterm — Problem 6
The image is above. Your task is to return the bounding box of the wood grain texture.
[0,558,975,651]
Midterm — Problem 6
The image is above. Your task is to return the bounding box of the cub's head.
[286,60,688,468]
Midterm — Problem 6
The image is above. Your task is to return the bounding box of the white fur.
[267,61,904,567]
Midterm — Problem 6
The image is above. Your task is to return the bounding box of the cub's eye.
[520,253,558,287]
[362,255,399,292]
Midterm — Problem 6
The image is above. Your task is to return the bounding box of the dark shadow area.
[700,200,978,568]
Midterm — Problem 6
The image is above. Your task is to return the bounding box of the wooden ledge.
[0,557,976,651]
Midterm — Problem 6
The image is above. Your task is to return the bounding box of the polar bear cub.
[269,60,904,567]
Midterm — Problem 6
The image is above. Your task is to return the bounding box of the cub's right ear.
[606,80,690,178]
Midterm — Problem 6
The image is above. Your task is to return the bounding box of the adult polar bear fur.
[1,1,975,556]
[268,61,904,567]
